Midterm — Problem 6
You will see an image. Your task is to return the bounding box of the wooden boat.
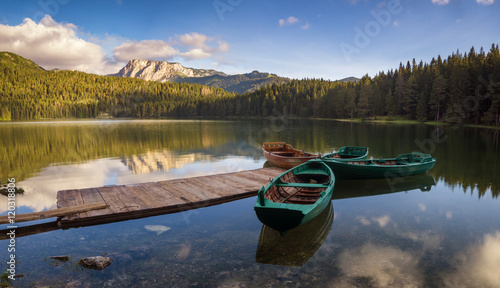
[323,152,436,180]
[254,159,335,233]
[256,202,334,266]
[262,142,368,169]
[322,146,369,161]
[262,142,319,169]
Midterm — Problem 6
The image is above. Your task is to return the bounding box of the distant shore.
[1,116,499,130]
[331,118,500,130]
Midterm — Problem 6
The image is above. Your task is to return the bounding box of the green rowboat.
[254,159,335,233]
[322,146,369,161]
[323,152,436,180]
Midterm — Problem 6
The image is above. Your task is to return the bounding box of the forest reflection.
[0,119,497,200]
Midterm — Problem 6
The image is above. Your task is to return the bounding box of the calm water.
[0,119,499,287]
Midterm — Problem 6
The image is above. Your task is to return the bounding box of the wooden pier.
[56,167,285,228]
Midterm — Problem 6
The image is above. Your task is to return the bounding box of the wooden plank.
[62,189,86,221]
[168,179,223,200]
[155,181,203,203]
[0,203,107,224]
[217,173,264,191]
[79,188,110,218]
[186,176,238,198]
[97,186,130,214]
[132,182,187,207]
[123,185,159,210]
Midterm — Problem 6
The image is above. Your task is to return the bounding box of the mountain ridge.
[111,59,293,93]
[110,59,227,82]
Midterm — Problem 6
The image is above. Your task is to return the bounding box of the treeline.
[232,44,500,126]
[0,52,237,120]
[1,44,499,126]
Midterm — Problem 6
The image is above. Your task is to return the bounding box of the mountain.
[173,70,291,94]
[338,76,360,83]
[112,60,290,94]
[111,59,227,82]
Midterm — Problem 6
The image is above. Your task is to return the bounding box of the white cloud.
[0,15,112,74]
[0,16,230,74]
[301,22,311,30]
[181,48,212,60]
[177,32,230,60]
[179,32,210,49]
[113,40,179,62]
[279,16,299,27]
[393,21,400,27]
[432,0,450,5]
[476,0,494,5]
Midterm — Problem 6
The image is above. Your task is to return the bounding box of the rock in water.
[79,256,113,270]
[144,225,171,235]
[50,255,70,262]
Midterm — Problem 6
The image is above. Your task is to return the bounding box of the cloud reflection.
[337,243,423,287]
[445,231,500,287]
[0,155,264,213]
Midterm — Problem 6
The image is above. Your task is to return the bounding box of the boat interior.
[264,166,331,205]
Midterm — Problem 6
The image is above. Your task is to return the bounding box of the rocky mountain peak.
[112,59,227,82]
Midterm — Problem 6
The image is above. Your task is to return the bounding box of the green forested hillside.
[174,70,291,93]
[0,51,237,120]
[1,44,499,126]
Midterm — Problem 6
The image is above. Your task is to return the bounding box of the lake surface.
[0,119,499,287]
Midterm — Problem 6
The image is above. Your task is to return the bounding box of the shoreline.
[1,116,499,130]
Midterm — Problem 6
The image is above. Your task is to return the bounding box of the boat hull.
[323,152,436,180]
[254,159,335,233]
[262,142,319,169]
[322,146,369,162]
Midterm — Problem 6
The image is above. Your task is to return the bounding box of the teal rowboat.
[254,159,335,233]
[322,146,369,161]
[323,152,436,180]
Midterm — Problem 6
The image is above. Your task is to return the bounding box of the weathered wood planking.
[57,167,284,228]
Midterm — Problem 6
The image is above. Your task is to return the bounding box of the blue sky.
[0,0,499,80]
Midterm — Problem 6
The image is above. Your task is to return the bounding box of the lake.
[0,119,499,287]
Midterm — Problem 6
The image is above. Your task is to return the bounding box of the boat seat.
[285,197,318,204]
[276,182,329,188]
[294,169,329,176]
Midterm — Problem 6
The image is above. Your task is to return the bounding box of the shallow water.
[0,119,499,287]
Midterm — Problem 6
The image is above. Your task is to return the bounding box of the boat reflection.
[255,202,334,266]
[333,173,436,200]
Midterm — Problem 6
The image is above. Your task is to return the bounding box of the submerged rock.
[79,256,113,270]
[50,255,70,262]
